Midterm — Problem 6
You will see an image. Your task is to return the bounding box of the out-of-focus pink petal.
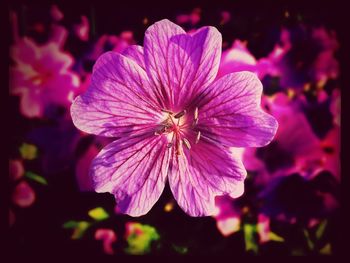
[95,228,117,255]
[218,40,257,78]
[330,89,341,127]
[321,127,340,181]
[217,217,240,236]
[11,38,38,65]
[257,214,270,243]
[20,89,43,118]
[91,134,170,217]
[197,72,278,147]
[9,160,24,181]
[50,5,64,21]
[167,26,222,110]
[122,45,145,69]
[50,24,68,48]
[168,139,246,217]
[74,16,90,42]
[12,181,36,208]
[143,19,185,108]
[176,8,201,26]
[71,51,163,137]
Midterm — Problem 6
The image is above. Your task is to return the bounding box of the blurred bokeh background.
[9,0,341,256]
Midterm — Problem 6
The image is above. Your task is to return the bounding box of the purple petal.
[196,71,278,147]
[122,45,145,70]
[144,20,222,111]
[168,26,222,110]
[71,51,163,137]
[91,134,171,217]
[143,19,185,108]
[168,140,246,217]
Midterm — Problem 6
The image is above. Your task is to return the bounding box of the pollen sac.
[195,131,201,144]
[174,110,186,119]
[183,138,191,150]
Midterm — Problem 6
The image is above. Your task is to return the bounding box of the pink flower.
[12,181,36,208]
[213,196,241,236]
[176,8,201,26]
[218,40,279,80]
[10,37,80,118]
[71,19,278,217]
[74,16,90,42]
[95,228,117,255]
[243,93,323,184]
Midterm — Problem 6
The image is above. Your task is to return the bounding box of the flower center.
[155,108,201,155]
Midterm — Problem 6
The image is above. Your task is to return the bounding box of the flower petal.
[123,45,145,70]
[168,139,246,217]
[91,134,170,216]
[196,71,278,147]
[167,26,222,110]
[71,51,163,137]
[143,19,185,108]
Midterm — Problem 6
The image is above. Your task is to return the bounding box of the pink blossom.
[12,181,36,208]
[95,228,117,255]
[218,40,278,80]
[9,160,24,181]
[220,11,231,25]
[243,93,323,184]
[50,5,64,22]
[176,8,201,26]
[311,27,339,85]
[88,32,135,62]
[10,37,80,118]
[321,127,340,181]
[213,196,241,236]
[71,19,278,217]
[74,16,90,41]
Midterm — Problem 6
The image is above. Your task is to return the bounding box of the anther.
[174,110,186,119]
[161,109,173,114]
[194,107,198,120]
[167,143,173,148]
[182,138,191,150]
[195,131,201,144]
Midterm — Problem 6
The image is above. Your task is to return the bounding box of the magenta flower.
[71,19,278,217]
[218,40,279,80]
[10,37,80,118]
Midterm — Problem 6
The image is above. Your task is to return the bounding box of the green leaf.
[88,207,109,221]
[268,231,284,242]
[315,220,328,240]
[63,220,79,229]
[243,224,258,254]
[71,221,91,239]
[19,143,38,160]
[25,171,48,185]
[125,223,160,255]
[319,243,332,255]
[63,220,91,239]
[303,229,314,251]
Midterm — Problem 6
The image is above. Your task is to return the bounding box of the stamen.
[161,109,173,114]
[167,143,173,148]
[182,138,191,150]
[194,107,198,120]
[195,131,201,144]
[174,110,186,119]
